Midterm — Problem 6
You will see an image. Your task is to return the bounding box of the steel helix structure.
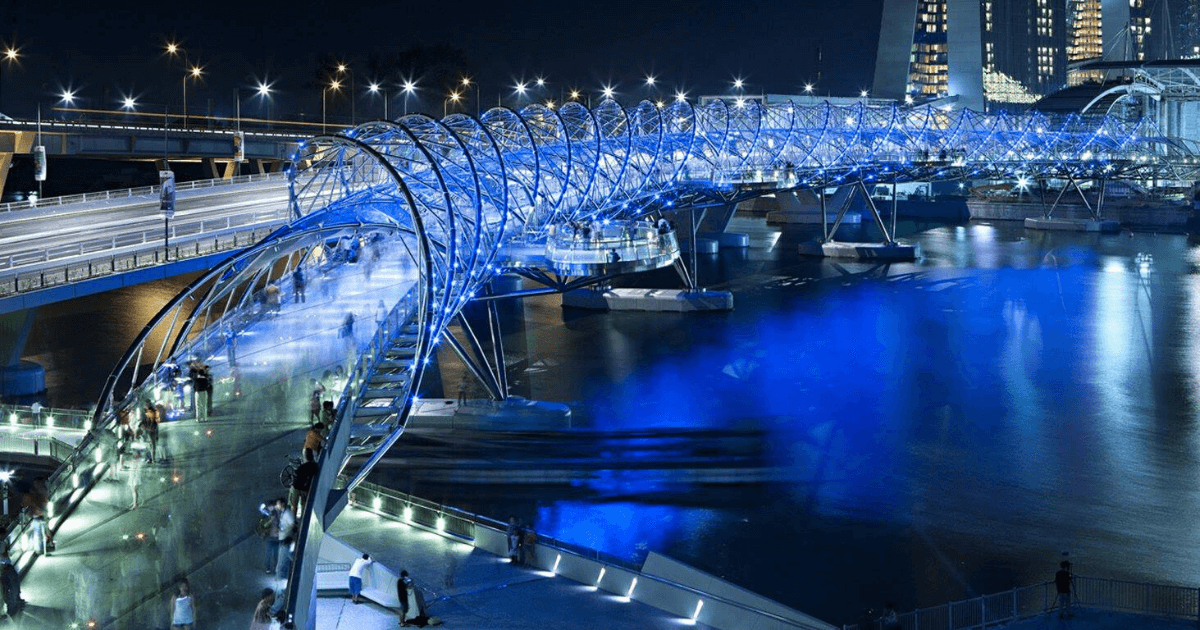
[28,98,1195,628]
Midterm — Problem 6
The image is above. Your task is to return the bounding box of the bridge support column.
[799,181,919,260]
[1025,176,1120,233]
[0,131,36,203]
[0,309,44,400]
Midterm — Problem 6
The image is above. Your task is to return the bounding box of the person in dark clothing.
[289,451,319,515]
[397,570,432,627]
[292,267,306,303]
[1053,560,1074,618]
[0,552,21,617]
[341,313,355,339]
[189,360,213,421]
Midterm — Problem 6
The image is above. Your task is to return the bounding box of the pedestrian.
[266,284,282,314]
[289,451,319,516]
[250,588,275,630]
[170,578,196,630]
[309,379,325,424]
[116,407,134,469]
[258,500,283,574]
[190,361,212,421]
[506,517,520,563]
[274,536,296,591]
[277,500,296,550]
[349,553,372,604]
[340,312,356,339]
[374,300,387,327]
[320,401,335,426]
[303,423,325,460]
[292,266,306,304]
[521,526,538,567]
[127,455,144,511]
[1054,560,1074,619]
[141,402,159,463]
[397,570,434,627]
[0,552,22,617]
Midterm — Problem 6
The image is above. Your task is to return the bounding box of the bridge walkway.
[316,506,716,629]
[12,240,416,628]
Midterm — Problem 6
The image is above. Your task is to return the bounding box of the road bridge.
[1,98,1196,629]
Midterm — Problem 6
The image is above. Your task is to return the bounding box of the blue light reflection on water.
[531,223,1200,623]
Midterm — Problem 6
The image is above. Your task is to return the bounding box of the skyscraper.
[875,0,1067,111]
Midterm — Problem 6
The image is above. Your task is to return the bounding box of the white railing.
[0,404,92,431]
[842,576,1200,630]
[0,207,289,272]
[0,170,287,214]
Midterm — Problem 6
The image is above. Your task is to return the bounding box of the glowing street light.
[645,75,656,87]
[367,82,388,120]
[60,89,76,106]
[675,91,687,103]
[514,81,528,96]
[601,84,614,100]
[254,80,274,127]
[804,83,814,94]
[569,90,580,100]
[443,90,462,117]
[322,79,341,134]
[121,96,137,111]
[732,77,745,91]
[401,79,417,116]
[535,77,546,88]
[460,77,479,116]
[1,44,21,115]
[182,64,204,128]
[860,89,869,98]
[334,62,356,124]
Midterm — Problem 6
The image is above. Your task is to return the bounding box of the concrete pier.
[562,288,734,312]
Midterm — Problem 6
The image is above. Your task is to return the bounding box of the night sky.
[3,0,883,121]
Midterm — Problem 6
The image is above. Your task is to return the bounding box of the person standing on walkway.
[170,578,195,630]
[141,402,160,464]
[190,361,213,421]
[288,451,319,516]
[250,588,275,630]
[1053,560,1074,619]
[292,266,306,304]
[127,456,144,511]
[259,500,283,574]
[348,553,372,604]
[303,424,325,461]
[0,552,22,617]
[397,570,431,627]
[506,517,520,563]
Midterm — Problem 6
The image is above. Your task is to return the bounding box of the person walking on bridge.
[1053,560,1074,619]
[292,266,306,304]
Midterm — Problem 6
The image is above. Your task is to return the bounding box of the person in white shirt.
[348,553,372,604]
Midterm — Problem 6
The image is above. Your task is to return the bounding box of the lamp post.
[183,65,202,128]
[443,91,461,118]
[368,82,386,120]
[323,79,341,134]
[401,79,416,116]
[336,63,355,125]
[460,77,479,116]
[255,80,273,128]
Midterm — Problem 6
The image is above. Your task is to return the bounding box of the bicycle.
[279,454,303,488]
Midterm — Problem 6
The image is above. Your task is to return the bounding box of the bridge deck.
[13,242,415,627]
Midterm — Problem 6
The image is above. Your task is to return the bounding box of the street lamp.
[460,77,479,116]
[368,82,387,120]
[335,62,356,125]
[401,79,417,116]
[323,79,341,134]
[255,80,273,127]
[183,64,202,128]
[121,95,137,111]
[804,83,814,94]
[443,90,461,118]
[675,90,687,103]
[600,84,615,103]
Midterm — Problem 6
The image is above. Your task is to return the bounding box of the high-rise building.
[875,0,1067,111]
[876,0,1195,109]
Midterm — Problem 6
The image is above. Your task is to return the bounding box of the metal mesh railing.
[843,577,1200,630]
[0,170,287,214]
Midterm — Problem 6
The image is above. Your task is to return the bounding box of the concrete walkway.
[317,506,716,629]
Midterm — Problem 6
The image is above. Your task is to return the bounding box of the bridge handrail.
[349,482,832,630]
[840,576,1200,630]
[0,170,287,215]
[0,404,92,431]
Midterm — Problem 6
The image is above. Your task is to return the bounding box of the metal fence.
[0,170,287,215]
[843,577,1200,630]
[0,404,93,431]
